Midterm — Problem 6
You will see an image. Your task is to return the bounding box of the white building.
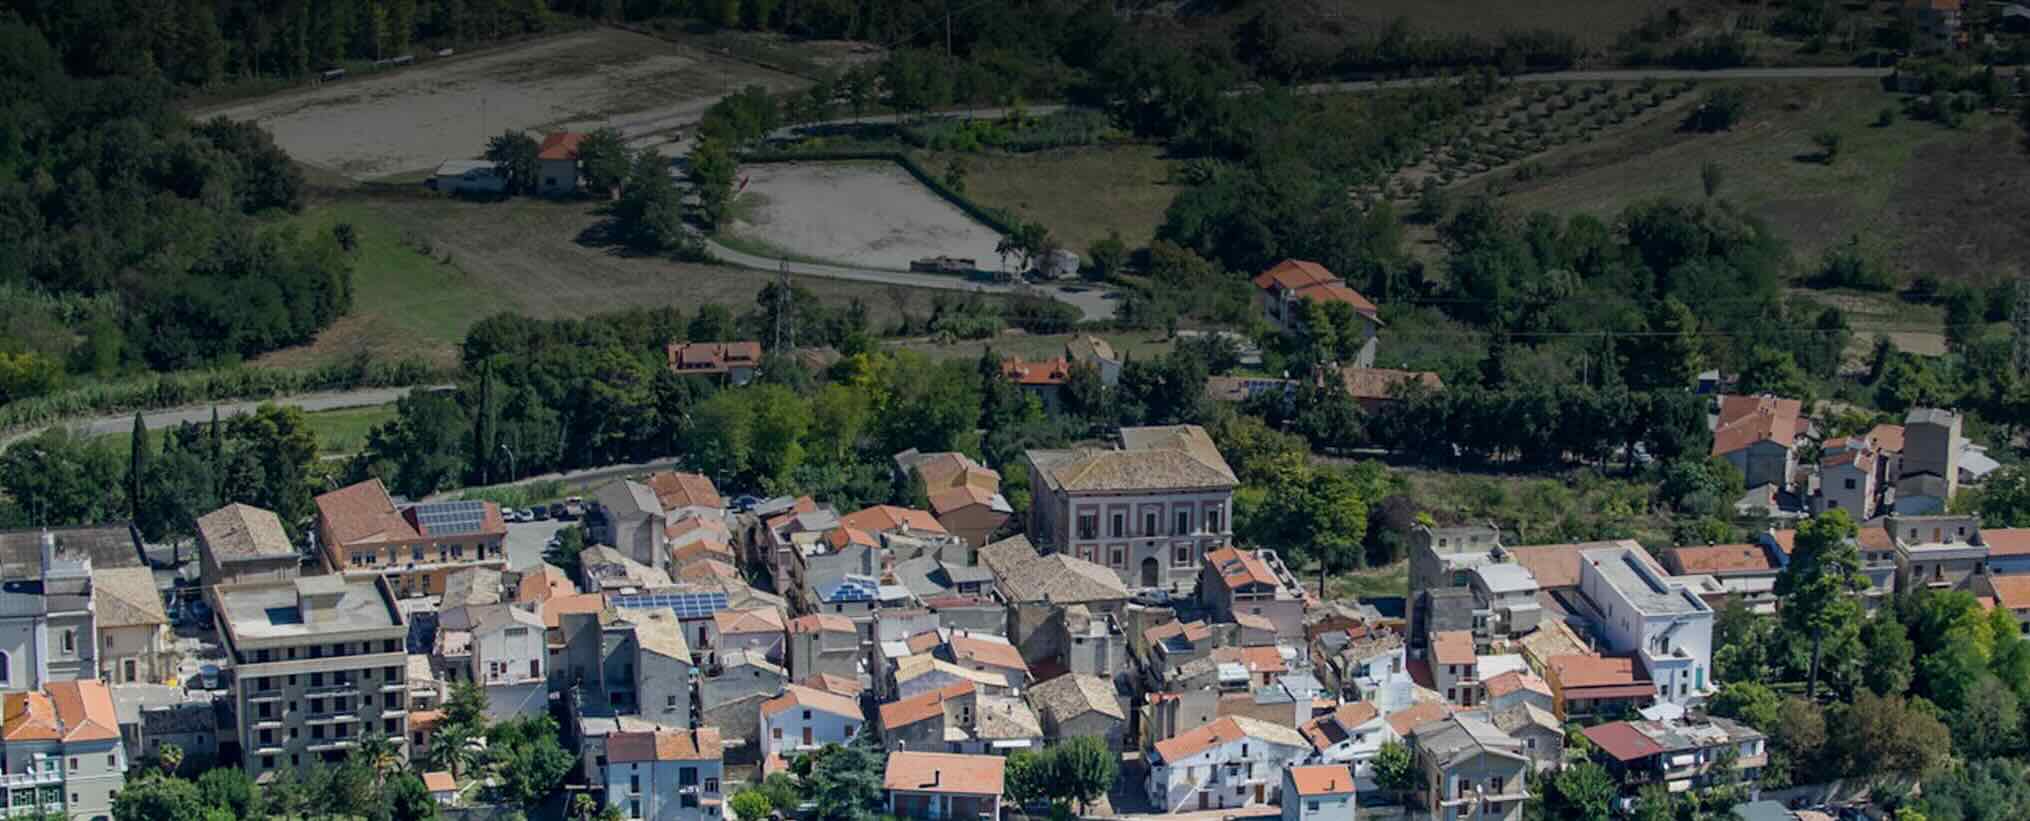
[1577,545,1714,706]
[603,728,724,821]
[1025,425,1237,591]
[1298,703,1389,790]
[0,531,99,690]
[470,606,547,719]
[1144,715,1310,812]
[1283,764,1357,821]
[426,160,506,195]
[758,684,863,759]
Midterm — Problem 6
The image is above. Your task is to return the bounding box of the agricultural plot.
[202,28,804,180]
[730,161,1010,271]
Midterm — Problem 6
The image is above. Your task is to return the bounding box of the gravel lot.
[505,520,570,573]
[733,161,1011,272]
[203,29,803,180]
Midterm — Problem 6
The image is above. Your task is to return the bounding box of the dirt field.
[916,144,1181,253]
[730,161,1010,271]
[203,28,804,180]
[255,194,981,368]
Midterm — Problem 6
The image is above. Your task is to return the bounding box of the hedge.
[0,357,450,434]
[738,150,1023,236]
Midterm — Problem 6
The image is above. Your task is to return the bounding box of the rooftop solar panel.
[412,500,488,536]
[611,591,730,618]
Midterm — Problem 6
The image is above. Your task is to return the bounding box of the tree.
[805,738,886,821]
[1553,762,1617,821]
[128,412,149,519]
[729,790,774,821]
[351,731,404,786]
[1684,87,1746,131]
[543,525,587,585]
[1775,509,1864,699]
[485,130,542,195]
[572,793,599,821]
[445,679,490,735]
[1047,736,1118,814]
[112,774,205,821]
[1003,749,1048,809]
[1,430,126,527]
[386,773,440,821]
[1088,231,1128,281]
[156,742,184,777]
[1861,615,1916,697]
[194,768,257,817]
[1825,692,1949,778]
[1813,130,1843,164]
[483,715,574,806]
[1372,741,1418,804]
[576,127,630,196]
[1700,160,1725,198]
[615,151,688,252]
[688,137,738,231]
[425,723,480,779]
[1950,674,2020,759]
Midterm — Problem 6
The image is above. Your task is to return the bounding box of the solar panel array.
[612,590,730,619]
[412,500,488,536]
[822,575,879,603]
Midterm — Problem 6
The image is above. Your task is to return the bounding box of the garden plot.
[202,28,803,180]
[731,161,1010,272]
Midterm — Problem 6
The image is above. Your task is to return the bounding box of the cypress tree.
[128,413,149,520]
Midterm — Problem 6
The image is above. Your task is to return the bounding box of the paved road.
[3,385,446,447]
[702,238,1121,321]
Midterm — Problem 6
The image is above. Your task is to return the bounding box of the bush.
[1684,88,1748,132]
[1811,236,1895,290]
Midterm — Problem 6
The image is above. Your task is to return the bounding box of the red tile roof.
[1432,630,1476,666]
[1985,528,2030,557]
[713,607,786,635]
[647,471,722,510]
[1384,702,1453,737]
[1001,357,1070,386]
[542,593,606,630]
[1989,575,2030,611]
[4,681,118,743]
[1145,620,1212,646]
[1583,721,1667,762]
[1340,367,1441,400]
[1711,394,1804,456]
[1857,525,1894,552]
[1663,544,1776,575]
[884,751,1005,796]
[537,132,586,161]
[880,681,974,730]
[1253,259,1340,293]
[1287,764,1356,796]
[800,674,863,697]
[1483,671,1552,700]
[950,633,1027,672]
[1205,546,1278,592]
[839,505,947,536]
[1293,281,1379,315]
[667,341,764,375]
[1547,654,1654,699]
[315,478,419,546]
[518,564,578,604]
[1299,702,1380,751]
[1869,424,1906,453]
[760,684,862,720]
[1153,716,1249,763]
[789,613,855,634]
[928,485,1001,516]
[608,727,723,762]
[423,771,457,792]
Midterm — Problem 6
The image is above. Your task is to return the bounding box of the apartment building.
[885,752,1006,821]
[1890,514,1989,593]
[470,606,546,719]
[0,680,126,820]
[1025,425,1237,591]
[213,575,411,778]
[1582,717,1766,804]
[1144,715,1310,812]
[315,479,508,597]
[602,728,724,821]
[1408,715,1529,821]
[1576,546,1714,707]
[1283,764,1358,821]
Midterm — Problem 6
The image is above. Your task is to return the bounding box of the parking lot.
[505,519,571,572]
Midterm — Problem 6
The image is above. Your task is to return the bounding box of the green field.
[917,144,1180,253]
[96,403,398,459]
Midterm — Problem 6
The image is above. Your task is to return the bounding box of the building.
[213,575,411,778]
[1144,715,1310,812]
[92,567,170,684]
[602,728,725,821]
[1978,574,2030,634]
[0,530,100,689]
[1408,715,1529,821]
[1339,367,1441,412]
[665,341,763,385]
[1025,673,1126,750]
[1816,444,1879,520]
[315,479,508,597]
[196,503,302,590]
[1896,408,1964,513]
[787,614,861,683]
[591,480,669,572]
[1711,395,1803,493]
[1659,543,1783,614]
[884,751,1005,820]
[427,160,506,195]
[1200,547,1307,639]
[1543,654,1656,720]
[1283,764,1357,821]
[1065,335,1123,386]
[1025,425,1237,590]
[1297,702,1389,789]
[0,680,126,820]
[759,684,863,759]
[537,132,585,194]
[1577,545,1714,706]
[1406,524,1504,647]
[1890,514,1987,593]
[1581,718,1766,804]
[423,770,458,805]
[705,608,786,664]
[1904,0,1964,51]
[1252,259,1381,367]
[1431,630,1479,706]
[469,605,546,719]
[896,451,1011,550]
[556,607,693,728]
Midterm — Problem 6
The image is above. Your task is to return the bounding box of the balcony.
[381,682,408,693]
[304,681,359,697]
[0,771,61,789]
[304,712,362,725]
[307,739,359,753]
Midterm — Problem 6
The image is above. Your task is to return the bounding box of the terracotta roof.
[1288,764,1356,796]
[1767,530,1797,555]
[1253,259,1340,293]
[1385,701,1454,737]
[1234,612,1275,632]
[1989,575,2030,611]
[881,681,975,730]
[646,471,722,510]
[1869,424,1906,453]
[789,613,855,634]
[1026,673,1124,722]
[950,633,1027,672]
[822,527,880,552]
[1432,630,1476,666]
[609,727,723,762]
[541,592,606,630]
[669,516,732,542]
[839,505,947,536]
[1340,367,1441,401]
[714,607,786,635]
[677,558,742,582]
[93,566,167,627]
[7,681,120,743]
[1857,524,1894,552]
[422,772,456,793]
[197,503,296,562]
[1211,645,1287,675]
[1144,620,1213,646]
[410,710,445,730]
[1300,702,1380,751]
[1205,546,1278,592]
[671,540,735,566]
[537,132,586,161]
[905,630,946,655]
[314,479,419,546]
[928,486,1002,516]
[1664,544,1776,575]
[1482,671,1552,700]
[1711,394,1804,456]
[1294,281,1380,315]
[913,451,1001,492]
[1822,448,1875,472]
[761,684,862,720]
[1582,721,1667,763]
[884,751,1005,796]
[1153,715,1307,764]
[518,564,578,604]
[1001,357,1070,386]
[1508,540,1638,589]
[1985,529,2030,558]
[1546,654,1651,690]
[667,341,764,374]
[799,674,863,697]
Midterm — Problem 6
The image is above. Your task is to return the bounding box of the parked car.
[530,505,552,521]
[563,496,586,518]
[730,495,761,513]
[196,665,221,690]
[550,502,573,520]
[1131,588,1173,607]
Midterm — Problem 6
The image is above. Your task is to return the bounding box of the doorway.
[1140,557,1160,587]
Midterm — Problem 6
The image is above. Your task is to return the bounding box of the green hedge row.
[0,357,450,434]
[739,150,1022,236]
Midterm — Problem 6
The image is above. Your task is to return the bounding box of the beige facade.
[214,575,412,778]
[1025,426,1238,591]
[92,567,171,685]
[315,480,508,598]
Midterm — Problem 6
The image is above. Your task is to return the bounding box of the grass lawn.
[97,403,398,459]
[891,330,1177,363]
[1399,467,1677,547]
[916,144,1180,253]
[1327,562,1409,602]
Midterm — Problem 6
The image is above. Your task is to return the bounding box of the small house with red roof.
[1252,259,1382,367]
[537,132,586,195]
[1144,715,1311,812]
[1000,356,1072,413]
[1200,546,1308,639]
[1282,764,1358,821]
[1710,394,1804,493]
[665,341,763,385]
[1,680,125,818]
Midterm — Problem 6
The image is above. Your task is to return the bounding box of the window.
[1491,777,1504,794]
[705,777,719,794]
[1175,544,1191,565]
[772,728,783,739]
[1174,509,1190,535]
[1208,507,1223,532]
[629,800,640,819]
[1110,546,1124,567]
[61,631,73,654]
[106,755,115,767]
[1308,802,1320,813]
[1490,803,1504,814]
[1077,512,1098,541]
[413,546,424,561]
[802,710,812,720]
[1109,513,1125,539]
[667,695,678,709]
[1844,478,1857,490]
[310,673,323,687]
[630,775,640,792]
[1144,512,1158,536]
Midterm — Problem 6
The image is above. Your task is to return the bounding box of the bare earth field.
[203,28,804,180]
[731,161,1010,271]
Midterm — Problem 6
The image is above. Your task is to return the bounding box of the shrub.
[1683,88,1748,132]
